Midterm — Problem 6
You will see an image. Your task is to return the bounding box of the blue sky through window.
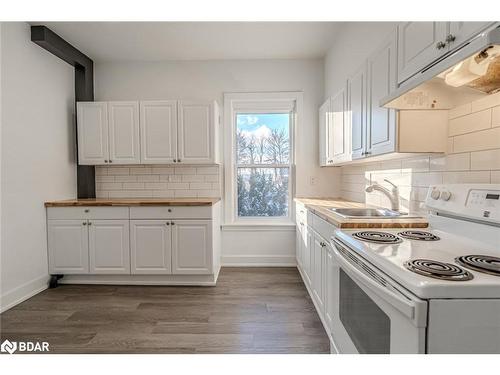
[236,113,290,138]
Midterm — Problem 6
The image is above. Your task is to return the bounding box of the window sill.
[221,222,296,232]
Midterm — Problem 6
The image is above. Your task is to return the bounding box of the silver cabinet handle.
[436,41,446,50]
[445,34,456,44]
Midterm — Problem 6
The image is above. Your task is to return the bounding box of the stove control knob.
[430,189,441,200]
[440,190,452,201]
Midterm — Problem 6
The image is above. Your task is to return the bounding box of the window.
[236,113,291,218]
[224,92,300,224]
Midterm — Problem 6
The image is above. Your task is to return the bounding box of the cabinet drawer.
[312,213,337,241]
[130,206,212,219]
[47,207,129,220]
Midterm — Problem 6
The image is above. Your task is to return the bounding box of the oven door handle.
[332,240,426,326]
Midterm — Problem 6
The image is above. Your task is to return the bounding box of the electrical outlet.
[310,176,317,186]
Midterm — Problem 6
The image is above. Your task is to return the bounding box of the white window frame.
[223,92,302,225]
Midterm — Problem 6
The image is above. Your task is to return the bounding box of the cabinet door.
[177,101,215,164]
[324,245,335,334]
[302,225,313,287]
[140,101,178,164]
[295,223,303,268]
[171,220,212,275]
[48,220,89,274]
[77,102,109,165]
[448,22,494,49]
[348,65,367,160]
[88,220,130,274]
[319,99,332,166]
[312,232,325,314]
[367,30,398,157]
[397,22,448,84]
[108,102,140,164]
[130,220,172,274]
[331,87,350,164]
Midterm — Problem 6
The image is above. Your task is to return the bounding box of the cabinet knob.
[88,221,92,226]
[109,160,113,163]
[84,209,89,213]
[166,222,170,226]
[177,159,181,162]
[168,208,172,212]
[436,41,446,50]
[83,222,87,225]
[445,34,456,44]
[365,151,371,155]
[171,221,175,225]
[104,160,108,163]
[173,159,177,163]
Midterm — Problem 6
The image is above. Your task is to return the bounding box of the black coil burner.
[352,231,402,244]
[398,230,440,241]
[404,259,473,281]
[455,255,500,277]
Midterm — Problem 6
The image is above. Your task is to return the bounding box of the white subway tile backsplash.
[448,102,472,120]
[491,171,500,183]
[470,91,500,112]
[429,153,470,171]
[448,109,491,136]
[95,165,221,198]
[442,171,491,184]
[470,149,500,170]
[453,127,500,153]
[492,106,500,128]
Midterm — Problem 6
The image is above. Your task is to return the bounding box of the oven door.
[330,239,428,354]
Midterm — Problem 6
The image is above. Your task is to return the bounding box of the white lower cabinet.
[46,204,221,283]
[312,231,325,313]
[130,220,172,274]
[295,202,337,342]
[172,220,212,275]
[89,220,130,274]
[48,220,89,274]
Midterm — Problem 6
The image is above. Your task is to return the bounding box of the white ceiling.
[40,22,340,62]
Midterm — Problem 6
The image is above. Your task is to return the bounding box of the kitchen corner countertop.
[45,198,221,207]
[294,197,428,229]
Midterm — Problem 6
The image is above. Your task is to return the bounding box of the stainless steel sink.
[327,207,406,218]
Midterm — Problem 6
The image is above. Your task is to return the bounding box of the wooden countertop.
[45,198,221,207]
[294,197,428,229]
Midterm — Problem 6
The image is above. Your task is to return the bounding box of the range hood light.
[443,48,496,88]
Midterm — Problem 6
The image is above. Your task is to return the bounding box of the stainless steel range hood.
[382,25,500,109]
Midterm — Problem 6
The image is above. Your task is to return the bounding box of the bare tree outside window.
[236,113,291,217]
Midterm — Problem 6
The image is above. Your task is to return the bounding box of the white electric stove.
[330,184,500,354]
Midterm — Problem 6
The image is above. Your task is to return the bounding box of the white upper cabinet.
[108,102,140,164]
[447,22,494,49]
[171,220,212,275]
[347,65,367,160]
[140,100,178,164]
[177,101,217,164]
[367,30,397,157]
[331,86,350,164]
[318,99,332,166]
[77,99,220,165]
[397,22,448,84]
[77,102,109,165]
[88,219,130,274]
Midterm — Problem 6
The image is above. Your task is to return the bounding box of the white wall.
[0,22,77,311]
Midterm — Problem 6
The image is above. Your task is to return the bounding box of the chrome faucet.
[365,179,400,211]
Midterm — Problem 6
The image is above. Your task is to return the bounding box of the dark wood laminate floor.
[0,267,330,353]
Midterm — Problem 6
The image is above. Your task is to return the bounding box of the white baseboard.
[221,254,296,267]
[0,274,49,313]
